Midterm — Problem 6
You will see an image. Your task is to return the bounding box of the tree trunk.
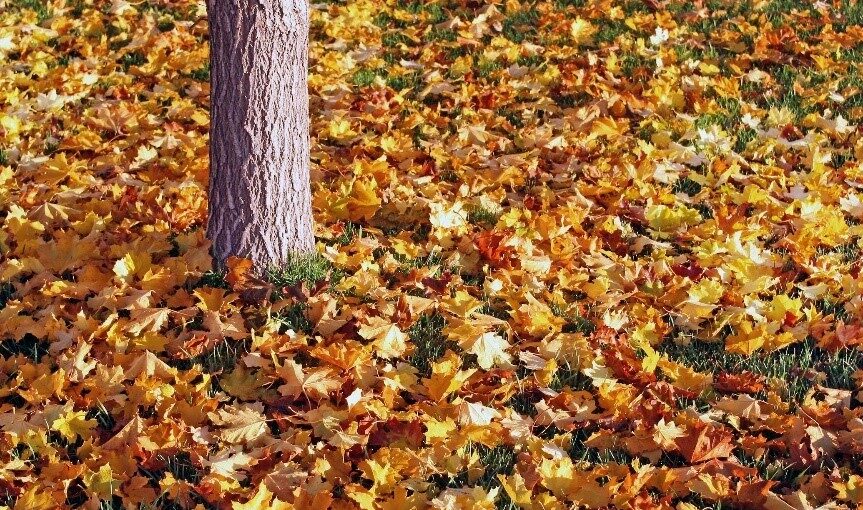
[206,0,314,271]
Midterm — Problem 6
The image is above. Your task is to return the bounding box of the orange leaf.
[676,422,736,463]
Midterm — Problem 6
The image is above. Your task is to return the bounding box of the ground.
[1,0,863,509]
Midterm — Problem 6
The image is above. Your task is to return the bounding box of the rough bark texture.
[206,0,314,270]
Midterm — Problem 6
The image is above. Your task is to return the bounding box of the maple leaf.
[210,403,273,446]
[85,463,121,499]
[676,422,736,463]
[459,331,512,370]
[124,350,176,380]
[653,418,686,449]
[126,307,171,336]
[52,410,97,441]
[232,482,291,510]
[276,359,342,400]
[102,416,146,450]
[205,448,254,481]
[358,315,411,359]
[715,371,765,394]
[457,400,501,426]
[225,256,255,288]
[12,486,56,510]
[715,395,764,421]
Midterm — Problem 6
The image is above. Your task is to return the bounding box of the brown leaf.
[715,371,765,394]
[676,422,736,463]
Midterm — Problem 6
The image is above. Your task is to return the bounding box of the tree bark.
[206,0,314,270]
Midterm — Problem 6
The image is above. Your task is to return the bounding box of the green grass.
[502,9,539,44]
[264,253,339,289]
[119,51,147,71]
[189,64,210,82]
[406,313,450,377]
[549,359,592,392]
[467,206,501,226]
[382,32,411,48]
[426,443,518,510]
[423,27,457,43]
[659,337,863,405]
[550,302,595,336]
[386,71,423,92]
[9,0,51,23]
[593,20,629,45]
[352,68,378,87]
[271,302,314,335]
[475,58,502,80]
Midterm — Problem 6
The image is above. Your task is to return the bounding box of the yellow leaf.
[347,178,381,221]
[645,204,702,232]
[13,486,56,510]
[460,331,512,370]
[52,410,97,441]
[358,316,410,359]
[725,321,766,356]
[233,482,292,510]
[85,464,120,499]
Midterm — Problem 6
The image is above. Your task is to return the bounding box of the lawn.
[2,0,863,508]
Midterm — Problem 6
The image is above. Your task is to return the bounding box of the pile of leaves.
[2,0,863,508]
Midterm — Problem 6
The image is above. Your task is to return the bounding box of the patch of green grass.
[271,302,314,335]
[496,107,524,128]
[332,221,362,245]
[554,0,586,8]
[386,71,423,91]
[406,313,450,377]
[817,239,860,263]
[264,253,337,289]
[550,303,595,336]
[761,65,814,120]
[659,337,861,405]
[476,58,502,79]
[424,27,456,43]
[425,4,447,24]
[352,68,378,87]
[396,249,444,271]
[823,347,863,392]
[119,50,147,71]
[160,451,203,483]
[193,270,229,290]
[9,0,51,23]
[815,299,850,322]
[0,282,14,310]
[552,92,591,108]
[549,359,592,392]
[569,428,635,465]
[502,9,539,43]
[763,0,817,27]
[189,64,210,82]
[836,0,863,31]
[468,205,501,226]
[373,12,397,29]
[620,54,655,79]
[382,32,411,48]
[86,403,116,431]
[735,127,758,153]
[516,54,544,68]
[593,20,629,45]
[507,390,539,416]
[672,177,703,197]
